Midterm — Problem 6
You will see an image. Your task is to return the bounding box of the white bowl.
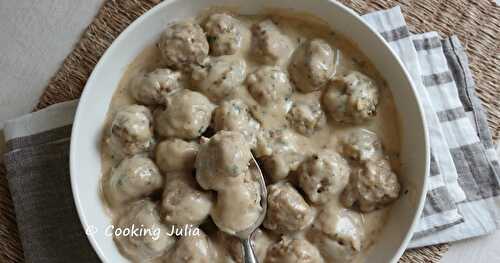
[70,0,429,262]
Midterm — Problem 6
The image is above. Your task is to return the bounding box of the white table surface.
[0,1,499,262]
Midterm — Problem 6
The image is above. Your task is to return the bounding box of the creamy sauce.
[101,10,401,263]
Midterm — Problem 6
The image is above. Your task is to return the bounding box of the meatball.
[154,89,215,139]
[162,176,214,227]
[253,229,276,262]
[211,178,263,235]
[107,105,155,158]
[156,139,199,173]
[255,129,304,181]
[212,99,260,147]
[298,150,350,204]
[342,158,400,212]
[246,66,292,106]
[195,131,252,190]
[203,13,243,56]
[129,68,182,105]
[159,21,209,69]
[322,71,379,123]
[287,101,326,135]
[251,19,293,65]
[265,238,323,263]
[105,155,163,205]
[167,230,213,263]
[115,200,175,261]
[213,229,274,263]
[263,151,304,182]
[289,39,336,93]
[264,182,314,233]
[309,206,364,262]
[341,129,383,162]
[254,129,297,158]
[191,56,247,102]
[212,231,243,263]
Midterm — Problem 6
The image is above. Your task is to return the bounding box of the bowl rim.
[70,0,429,262]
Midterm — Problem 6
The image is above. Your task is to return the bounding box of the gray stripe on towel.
[450,143,500,201]
[436,107,467,123]
[430,153,440,176]
[422,186,458,216]
[413,36,442,51]
[380,26,410,42]
[422,71,454,87]
[411,217,464,240]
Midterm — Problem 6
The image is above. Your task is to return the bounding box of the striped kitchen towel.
[362,6,500,247]
[2,7,499,263]
[409,34,500,247]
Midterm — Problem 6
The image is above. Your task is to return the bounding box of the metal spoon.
[232,155,268,263]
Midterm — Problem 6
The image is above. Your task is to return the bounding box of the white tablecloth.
[0,0,103,128]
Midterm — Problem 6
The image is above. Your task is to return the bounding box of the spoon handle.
[242,238,258,263]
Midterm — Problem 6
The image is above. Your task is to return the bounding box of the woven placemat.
[1,0,498,262]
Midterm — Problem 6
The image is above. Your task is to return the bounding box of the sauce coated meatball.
[195,131,252,190]
[191,56,247,102]
[256,129,304,181]
[162,176,214,227]
[159,21,209,70]
[298,150,350,204]
[341,129,383,162]
[166,230,213,263]
[115,200,175,261]
[211,178,263,235]
[289,39,336,93]
[105,155,163,205]
[254,129,297,158]
[253,229,276,262]
[156,139,199,173]
[342,158,400,212]
[213,229,274,263]
[108,105,155,158]
[264,182,314,233]
[203,13,243,56]
[287,101,326,136]
[154,89,215,139]
[246,66,292,106]
[265,238,323,263]
[129,68,182,105]
[251,19,293,65]
[212,99,260,147]
[322,71,379,123]
[264,151,304,182]
[309,206,364,262]
[212,231,243,263]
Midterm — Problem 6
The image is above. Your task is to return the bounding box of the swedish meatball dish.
[100,9,402,263]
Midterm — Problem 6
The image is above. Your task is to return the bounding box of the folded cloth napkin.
[2,5,500,262]
[3,100,99,263]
